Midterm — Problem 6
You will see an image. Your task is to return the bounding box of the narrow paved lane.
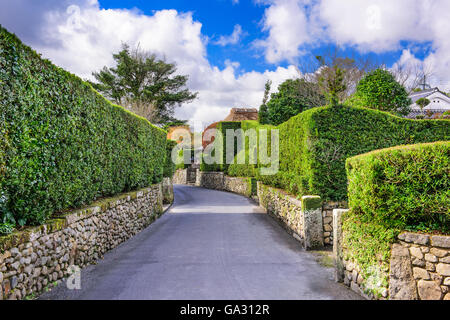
[40,185,362,300]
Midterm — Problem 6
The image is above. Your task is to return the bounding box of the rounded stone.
[418,280,442,300]
[413,267,430,280]
[410,247,424,260]
[436,263,450,276]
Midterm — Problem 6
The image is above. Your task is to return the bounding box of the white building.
[408,88,450,118]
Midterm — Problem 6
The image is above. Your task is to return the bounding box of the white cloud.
[0,0,300,124]
[256,0,450,90]
[255,0,317,64]
[215,24,243,46]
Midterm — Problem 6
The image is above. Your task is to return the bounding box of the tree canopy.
[263,79,326,126]
[416,98,430,110]
[352,69,412,116]
[91,44,197,124]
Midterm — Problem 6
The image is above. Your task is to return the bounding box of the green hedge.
[224,120,276,178]
[275,105,450,200]
[164,140,178,178]
[342,141,449,298]
[346,141,449,231]
[0,26,167,228]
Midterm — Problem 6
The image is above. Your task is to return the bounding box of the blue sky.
[99,0,416,74]
[0,0,449,124]
[98,0,277,73]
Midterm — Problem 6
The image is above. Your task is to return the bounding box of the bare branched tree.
[297,46,380,104]
[391,60,434,93]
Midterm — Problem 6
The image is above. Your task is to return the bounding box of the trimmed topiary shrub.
[346,141,449,232]
[276,105,450,200]
[342,141,449,298]
[0,26,167,228]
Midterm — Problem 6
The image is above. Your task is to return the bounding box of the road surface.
[39,185,362,300]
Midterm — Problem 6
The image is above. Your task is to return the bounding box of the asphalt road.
[39,185,362,300]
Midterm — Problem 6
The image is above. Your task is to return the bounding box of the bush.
[342,142,449,298]
[0,26,167,228]
[226,120,276,178]
[276,105,449,200]
[353,69,412,116]
[346,141,449,232]
[211,121,242,173]
[163,140,178,178]
[264,79,326,125]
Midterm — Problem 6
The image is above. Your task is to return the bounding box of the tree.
[391,60,434,93]
[92,44,197,124]
[298,47,378,107]
[163,119,188,131]
[416,98,430,111]
[265,79,326,125]
[353,69,412,116]
[258,80,271,124]
[316,62,347,106]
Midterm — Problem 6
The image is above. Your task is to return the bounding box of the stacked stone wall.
[0,183,168,300]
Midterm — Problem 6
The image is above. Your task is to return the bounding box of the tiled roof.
[408,87,445,103]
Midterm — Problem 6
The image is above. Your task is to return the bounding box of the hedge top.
[346,140,450,161]
[346,140,449,232]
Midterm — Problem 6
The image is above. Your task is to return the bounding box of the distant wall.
[173,169,187,184]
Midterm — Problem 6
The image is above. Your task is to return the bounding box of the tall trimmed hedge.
[276,105,450,200]
[0,26,167,227]
[227,120,276,178]
[346,141,449,231]
[164,140,178,178]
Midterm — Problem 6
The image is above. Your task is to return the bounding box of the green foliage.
[0,222,14,236]
[318,65,346,106]
[354,69,412,116]
[258,103,269,125]
[416,98,431,110]
[175,148,192,170]
[163,140,178,178]
[342,212,395,298]
[258,80,271,125]
[92,44,197,124]
[227,121,276,178]
[275,105,450,201]
[264,79,326,125]
[346,142,449,232]
[0,26,167,227]
[163,119,188,131]
[212,121,243,173]
[343,142,449,298]
[199,154,219,172]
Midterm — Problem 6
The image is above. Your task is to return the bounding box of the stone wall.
[195,172,254,198]
[0,182,169,300]
[257,182,324,250]
[162,177,174,204]
[334,209,450,300]
[322,202,346,246]
[390,232,450,300]
[195,171,224,190]
[224,176,255,198]
[173,169,187,184]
